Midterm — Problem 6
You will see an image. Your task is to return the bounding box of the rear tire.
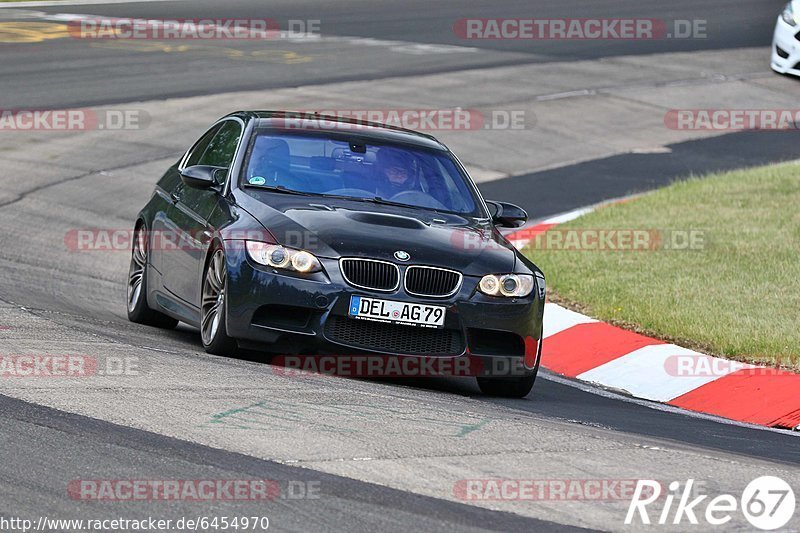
[127,224,179,329]
[200,248,238,356]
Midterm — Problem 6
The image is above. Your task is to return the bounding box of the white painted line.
[507,238,530,249]
[576,344,753,402]
[313,36,479,54]
[543,303,597,339]
[536,89,597,101]
[629,146,673,154]
[505,205,597,249]
[541,206,594,225]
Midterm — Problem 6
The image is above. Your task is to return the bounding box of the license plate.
[348,295,445,329]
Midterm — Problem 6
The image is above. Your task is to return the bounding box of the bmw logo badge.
[394,250,410,261]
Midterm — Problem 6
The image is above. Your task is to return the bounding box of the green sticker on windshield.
[249,176,266,186]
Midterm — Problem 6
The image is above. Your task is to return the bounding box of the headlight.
[246,242,321,273]
[478,274,534,298]
[782,2,797,26]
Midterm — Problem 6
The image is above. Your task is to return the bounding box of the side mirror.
[180,165,226,189]
[486,200,528,228]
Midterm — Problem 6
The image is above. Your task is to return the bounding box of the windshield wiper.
[308,193,405,206]
[320,194,450,214]
[247,187,449,214]
[363,196,411,208]
[363,196,447,214]
[244,184,315,196]
[315,194,414,208]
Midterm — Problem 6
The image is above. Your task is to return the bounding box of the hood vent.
[347,212,425,229]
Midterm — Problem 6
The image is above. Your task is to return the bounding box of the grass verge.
[524,161,800,369]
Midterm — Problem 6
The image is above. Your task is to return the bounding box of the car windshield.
[240,131,482,215]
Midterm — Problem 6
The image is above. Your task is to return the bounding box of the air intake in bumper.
[324,315,465,355]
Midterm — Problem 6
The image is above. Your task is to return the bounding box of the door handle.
[170,191,181,203]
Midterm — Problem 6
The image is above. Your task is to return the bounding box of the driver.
[247,137,295,184]
[375,147,421,199]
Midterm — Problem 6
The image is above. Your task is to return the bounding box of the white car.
[772,0,800,75]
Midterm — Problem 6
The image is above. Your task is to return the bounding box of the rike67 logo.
[626,476,796,530]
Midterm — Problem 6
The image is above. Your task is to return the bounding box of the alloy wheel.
[127,229,147,313]
[201,250,226,345]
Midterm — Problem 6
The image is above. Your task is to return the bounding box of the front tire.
[476,327,542,398]
[477,373,537,398]
[127,225,178,329]
[200,248,237,355]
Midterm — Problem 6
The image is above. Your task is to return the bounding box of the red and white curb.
[507,209,800,431]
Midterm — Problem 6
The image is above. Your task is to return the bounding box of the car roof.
[225,110,449,151]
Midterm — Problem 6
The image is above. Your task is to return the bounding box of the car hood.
[235,192,517,275]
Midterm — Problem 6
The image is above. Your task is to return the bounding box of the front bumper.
[222,242,544,377]
[771,15,800,75]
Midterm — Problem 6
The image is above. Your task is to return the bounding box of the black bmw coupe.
[127,111,545,397]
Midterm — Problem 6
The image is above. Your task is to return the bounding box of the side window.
[184,124,222,168]
[197,121,242,168]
